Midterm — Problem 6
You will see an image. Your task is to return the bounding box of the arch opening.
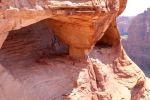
[95,22,120,49]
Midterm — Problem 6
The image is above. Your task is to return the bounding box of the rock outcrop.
[0,0,150,100]
[0,0,121,59]
[122,8,150,75]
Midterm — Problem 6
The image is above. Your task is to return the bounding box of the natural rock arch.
[0,0,150,100]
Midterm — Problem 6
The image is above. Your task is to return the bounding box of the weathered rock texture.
[122,8,150,74]
[0,0,150,100]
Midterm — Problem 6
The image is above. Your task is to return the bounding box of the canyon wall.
[121,8,150,75]
[117,16,133,36]
[0,0,150,100]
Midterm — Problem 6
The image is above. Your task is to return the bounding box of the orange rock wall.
[0,0,150,100]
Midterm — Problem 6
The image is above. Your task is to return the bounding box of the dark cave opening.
[95,23,120,48]
[95,31,113,48]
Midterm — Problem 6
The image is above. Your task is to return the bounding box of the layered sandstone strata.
[0,0,150,100]
[0,0,120,59]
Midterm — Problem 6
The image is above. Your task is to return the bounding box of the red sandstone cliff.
[0,0,150,100]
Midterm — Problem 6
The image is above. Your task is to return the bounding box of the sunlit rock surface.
[0,0,150,100]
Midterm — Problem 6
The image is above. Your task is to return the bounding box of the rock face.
[0,0,150,100]
[122,8,150,74]
[0,0,121,59]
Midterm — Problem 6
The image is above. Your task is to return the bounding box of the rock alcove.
[1,19,69,60]
[0,0,150,100]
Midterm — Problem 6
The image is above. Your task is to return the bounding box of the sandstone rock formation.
[0,0,150,100]
[0,0,122,59]
[122,8,150,75]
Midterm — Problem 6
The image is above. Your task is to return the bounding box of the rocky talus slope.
[122,8,150,74]
[0,0,150,100]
